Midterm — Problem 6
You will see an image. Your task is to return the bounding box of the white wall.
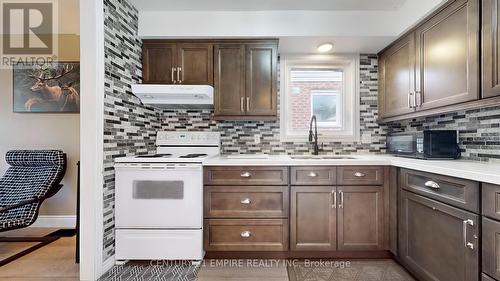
[0,0,80,217]
[0,92,79,216]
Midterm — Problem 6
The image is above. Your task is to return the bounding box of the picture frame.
[12,61,80,113]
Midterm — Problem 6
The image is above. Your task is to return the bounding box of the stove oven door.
[114,163,203,229]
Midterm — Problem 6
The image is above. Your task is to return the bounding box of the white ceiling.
[279,36,396,54]
[133,0,447,53]
[130,0,410,11]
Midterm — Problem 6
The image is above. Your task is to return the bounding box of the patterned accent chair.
[0,150,66,231]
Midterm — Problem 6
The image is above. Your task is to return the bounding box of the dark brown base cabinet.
[204,165,388,256]
[483,218,500,280]
[399,190,479,281]
[203,166,289,252]
[482,184,500,280]
[290,186,337,251]
[337,186,384,251]
[204,219,289,251]
[289,166,386,252]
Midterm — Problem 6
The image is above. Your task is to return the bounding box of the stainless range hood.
[131,84,214,109]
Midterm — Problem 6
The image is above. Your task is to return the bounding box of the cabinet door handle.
[338,190,344,208]
[408,92,413,108]
[177,66,181,83]
[240,171,251,178]
[240,231,251,238]
[308,171,318,177]
[332,191,337,209]
[354,172,366,177]
[463,219,474,249]
[171,67,176,84]
[424,180,440,189]
[240,198,251,204]
[246,97,250,112]
[240,97,244,112]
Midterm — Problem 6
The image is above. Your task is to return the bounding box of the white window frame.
[280,54,360,142]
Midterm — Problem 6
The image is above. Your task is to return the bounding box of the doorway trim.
[80,0,106,279]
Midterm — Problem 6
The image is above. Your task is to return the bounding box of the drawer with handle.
[483,184,500,221]
[204,166,288,185]
[291,166,336,185]
[400,168,479,213]
[204,186,289,218]
[203,219,289,251]
[337,166,384,185]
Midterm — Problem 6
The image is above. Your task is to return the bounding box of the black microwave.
[387,130,461,159]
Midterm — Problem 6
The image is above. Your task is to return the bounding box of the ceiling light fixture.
[317,43,333,53]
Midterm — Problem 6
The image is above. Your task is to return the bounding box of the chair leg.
[0,229,75,267]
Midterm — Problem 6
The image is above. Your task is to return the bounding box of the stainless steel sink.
[290,155,355,160]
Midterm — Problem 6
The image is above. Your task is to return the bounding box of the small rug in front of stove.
[98,262,200,281]
[287,259,415,281]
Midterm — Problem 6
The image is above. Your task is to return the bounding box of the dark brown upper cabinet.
[378,0,481,121]
[142,42,177,84]
[177,43,213,85]
[379,34,416,119]
[482,0,500,98]
[214,40,278,120]
[214,44,246,116]
[414,0,479,110]
[142,41,213,85]
[245,43,278,116]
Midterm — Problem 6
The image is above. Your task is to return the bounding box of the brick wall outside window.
[290,81,342,130]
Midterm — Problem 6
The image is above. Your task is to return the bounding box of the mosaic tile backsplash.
[103,0,159,261]
[160,55,387,155]
[387,106,500,161]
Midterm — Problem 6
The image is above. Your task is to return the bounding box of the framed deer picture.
[13,62,80,113]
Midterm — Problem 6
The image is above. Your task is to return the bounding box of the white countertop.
[203,154,500,185]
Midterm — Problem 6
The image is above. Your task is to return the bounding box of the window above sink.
[279,54,360,143]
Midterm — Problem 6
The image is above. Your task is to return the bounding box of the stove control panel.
[156,131,220,146]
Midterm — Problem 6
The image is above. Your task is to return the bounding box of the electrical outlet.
[254,134,261,144]
[362,133,372,144]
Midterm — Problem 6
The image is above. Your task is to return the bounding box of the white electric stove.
[114,131,220,261]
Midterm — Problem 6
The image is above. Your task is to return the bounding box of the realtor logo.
[1,0,57,68]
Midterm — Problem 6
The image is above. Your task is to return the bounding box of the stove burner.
[136,154,172,158]
[179,153,208,158]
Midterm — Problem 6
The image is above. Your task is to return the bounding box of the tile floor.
[197,259,414,281]
[0,228,414,281]
[197,260,289,281]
